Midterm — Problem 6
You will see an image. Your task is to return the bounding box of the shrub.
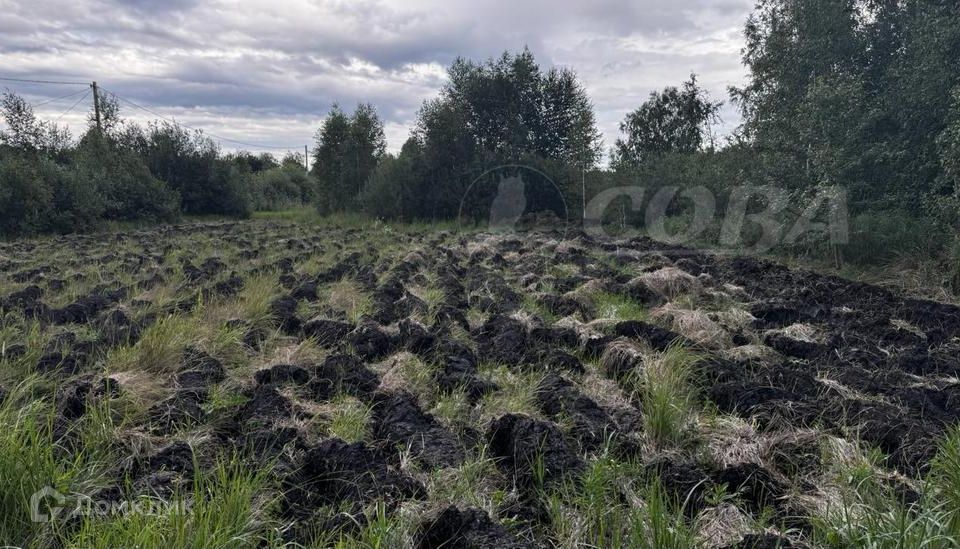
[842,209,946,266]
[38,159,104,233]
[0,153,53,235]
[251,165,314,211]
[73,139,179,223]
[358,154,414,219]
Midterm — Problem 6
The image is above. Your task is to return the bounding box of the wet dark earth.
[0,219,957,547]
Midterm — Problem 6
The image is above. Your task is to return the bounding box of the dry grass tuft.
[721,344,781,364]
[695,503,753,548]
[640,267,703,299]
[325,279,372,323]
[599,338,649,379]
[652,304,731,349]
[377,352,436,404]
[699,415,765,468]
[777,323,823,343]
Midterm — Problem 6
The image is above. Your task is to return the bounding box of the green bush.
[73,138,179,223]
[251,165,315,211]
[358,154,414,219]
[842,209,947,266]
[948,237,960,294]
[0,153,52,235]
[38,159,104,233]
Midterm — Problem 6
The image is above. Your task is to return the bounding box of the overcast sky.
[0,0,753,159]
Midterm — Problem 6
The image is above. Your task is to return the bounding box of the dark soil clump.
[487,414,584,489]
[370,390,465,468]
[417,505,528,549]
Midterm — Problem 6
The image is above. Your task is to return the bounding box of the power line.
[53,90,91,123]
[0,76,89,86]
[2,77,307,151]
[104,87,303,151]
[32,88,91,108]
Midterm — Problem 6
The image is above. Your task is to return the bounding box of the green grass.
[426,446,500,512]
[311,502,414,549]
[106,313,197,374]
[204,385,249,416]
[235,272,283,330]
[477,365,544,423]
[544,450,697,548]
[430,390,473,427]
[629,343,700,448]
[323,396,372,443]
[521,293,558,323]
[324,279,372,324]
[0,317,44,382]
[67,458,276,548]
[594,292,648,321]
[0,379,117,546]
[810,426,960,547]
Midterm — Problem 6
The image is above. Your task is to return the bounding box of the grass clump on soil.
[544,450,697,548]
[521,293,558,324]
[235,272,283,330]
[324,279,372,324]
[321,395,372,443]
[68,458,276,548]
[106,313,197,374]
[477,364,544,423]
[0,317,44,381]
[310,502,416,549]
[811,426,960,547]
[430,390,473,428]
[629,343,701,448]
[426,446,501,513]
[594,291,648,321]
[0,380,116,546]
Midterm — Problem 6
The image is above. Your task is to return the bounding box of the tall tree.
[312,105,351,213]
[613,75,721,168]
[312,103,385,213]
[0,91,70,154]
[439,48,601,166]
[400,48,601,220]
[343,103,386,199]
[732,0,960,208]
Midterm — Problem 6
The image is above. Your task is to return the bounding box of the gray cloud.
[1,0,754,156]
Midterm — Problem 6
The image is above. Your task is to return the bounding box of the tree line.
[310,1,959,285]
[1,0,958,288]
[0,91,315,235]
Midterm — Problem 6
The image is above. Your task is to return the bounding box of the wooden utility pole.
[304,145,309,173]
[91,81,102,132]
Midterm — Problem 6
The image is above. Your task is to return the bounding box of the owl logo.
[488,174,527,230]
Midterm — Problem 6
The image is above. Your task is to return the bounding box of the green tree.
[613,75,721,168]
[0,153,52,235]
[441,48,601,165]
[732,0,960,209]
[0,91,71,155]
[342,103,386,200]
[402,48,600,220]
[312,104,384,213]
